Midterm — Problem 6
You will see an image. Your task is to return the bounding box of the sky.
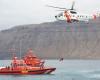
[0,0,100,30]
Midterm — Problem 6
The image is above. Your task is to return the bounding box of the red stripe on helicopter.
[93,14,96,20]
[64,10,71,23]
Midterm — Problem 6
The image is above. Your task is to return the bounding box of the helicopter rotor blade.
[46,5,67,10]
[56,9,69,11]
[56,10,65,11]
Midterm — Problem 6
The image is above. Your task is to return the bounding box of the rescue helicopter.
[47,1,100,23]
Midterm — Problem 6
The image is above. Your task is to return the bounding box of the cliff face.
[0,18,100,59]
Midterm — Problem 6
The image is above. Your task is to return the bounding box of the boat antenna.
[9,48,16,59]
[19,39,22,59]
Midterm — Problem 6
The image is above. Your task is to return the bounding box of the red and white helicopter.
[47,1,100,23]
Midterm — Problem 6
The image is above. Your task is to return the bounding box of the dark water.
[0,60,100,80]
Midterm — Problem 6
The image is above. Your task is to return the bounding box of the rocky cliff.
[0,18,100,59]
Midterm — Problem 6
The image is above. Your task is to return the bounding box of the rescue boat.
[0,50,56,75]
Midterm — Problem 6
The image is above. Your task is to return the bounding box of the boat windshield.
[17,64,26,66]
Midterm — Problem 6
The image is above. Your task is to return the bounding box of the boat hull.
[0,68,56,75]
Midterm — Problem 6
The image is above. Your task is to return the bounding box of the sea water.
[0,60,100,80]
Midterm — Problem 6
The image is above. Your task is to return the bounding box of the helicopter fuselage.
[55,10,97,23]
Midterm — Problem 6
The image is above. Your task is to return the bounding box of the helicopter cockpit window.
[70,11,77,14]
